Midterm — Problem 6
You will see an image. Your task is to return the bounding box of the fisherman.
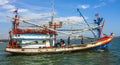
[60,39,65,47]
[54,39,65,47]
[54,42,60,47]
[42,40,46,44]
[15,40,18,48]
[110,32,114,36]
[68,36,70,46]
[35,41,38,44]
[81,36,84,44]
[103,34,107,36]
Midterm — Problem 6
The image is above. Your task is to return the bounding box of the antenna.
[13,8,18,15]
[51,0,54,24]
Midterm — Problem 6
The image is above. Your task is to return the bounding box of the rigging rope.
[77,8,97,38]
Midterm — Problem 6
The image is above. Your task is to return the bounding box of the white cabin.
[12,34,52,48]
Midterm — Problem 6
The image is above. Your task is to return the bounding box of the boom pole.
[77,8,97,38]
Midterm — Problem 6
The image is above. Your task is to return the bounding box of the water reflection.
[0,39,120,65]
[4,50,117,65]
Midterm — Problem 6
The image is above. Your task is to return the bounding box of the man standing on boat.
[81,36,84,44]
[68,36,70,46]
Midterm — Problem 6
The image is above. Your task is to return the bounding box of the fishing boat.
[5,7,113,54]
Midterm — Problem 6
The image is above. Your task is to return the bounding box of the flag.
[95,13,99,18]
[13,9,18,14]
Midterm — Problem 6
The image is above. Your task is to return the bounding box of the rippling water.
[0,37,120,65]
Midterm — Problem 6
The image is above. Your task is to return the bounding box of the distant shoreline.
[115,36,120,38]
[0,39,9,42]
[0,42,4,43]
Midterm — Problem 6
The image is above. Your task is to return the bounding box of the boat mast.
[51,0,56,46]
[13,9,20,34]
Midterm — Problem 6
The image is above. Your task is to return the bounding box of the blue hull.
[92,42,110,50]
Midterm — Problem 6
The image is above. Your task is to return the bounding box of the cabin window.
[15,34,17,37]
[18,34,20,37]
[15,34,20,37]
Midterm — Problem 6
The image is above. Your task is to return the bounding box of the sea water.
[0,37,120,65]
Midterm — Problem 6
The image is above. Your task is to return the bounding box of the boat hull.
[5,35,113,55]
